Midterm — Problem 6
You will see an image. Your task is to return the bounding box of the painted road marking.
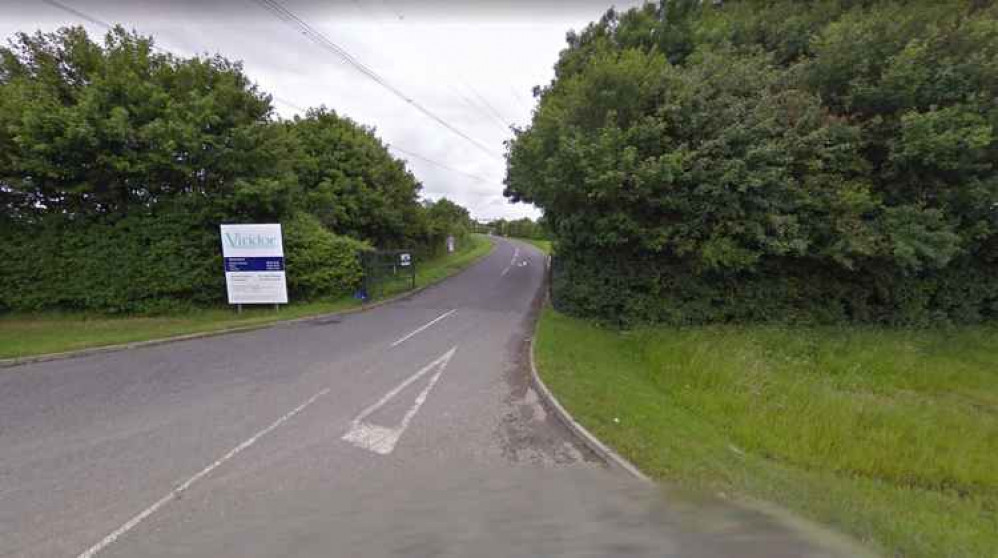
[76,388,331,558]
[389,309,456,347]
[342,347,457,455]
[501,246,521,277]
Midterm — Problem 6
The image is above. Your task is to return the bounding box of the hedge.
[1,210,368,314]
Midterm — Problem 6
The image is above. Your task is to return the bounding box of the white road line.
[342,347,457,455]
[501,246,521,277]
[76,388,331,558]
[389,309,456,347]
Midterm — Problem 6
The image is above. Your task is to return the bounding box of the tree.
[0,26,294,221]
[0,26,477,312]
[505,0,998,325]
[287,107,425,248]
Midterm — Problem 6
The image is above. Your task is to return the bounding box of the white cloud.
[1,0,646,220]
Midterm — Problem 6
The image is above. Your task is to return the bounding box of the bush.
[283,212,369,300]
[507,0,998,326]
[0,210,369,313]
[0,26,469,314]
[1,208,222,313]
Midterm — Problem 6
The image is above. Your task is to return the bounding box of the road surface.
[0,238,864,557]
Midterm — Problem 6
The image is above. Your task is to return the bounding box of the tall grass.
[535,309,998,558]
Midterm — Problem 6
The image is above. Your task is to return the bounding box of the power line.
[390,145,500,186]
[509,85,532,114]
[39,0,307,115]
[41,0,111,29]
[351,0,509,136]
[460,79,513,130]
[444,81,509,135]
[41,0,506,197]
[251,0,502,160]
[273,96,307,113]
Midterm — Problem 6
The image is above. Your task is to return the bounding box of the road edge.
[528,335,652,483]
[524,251,652,483]
[522,252,884,558]
[0,238,497,369]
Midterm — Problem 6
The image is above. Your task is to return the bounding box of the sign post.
[398,252,415,290]
[220,224,288,309]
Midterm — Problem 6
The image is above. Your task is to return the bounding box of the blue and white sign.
[220,224,288,304]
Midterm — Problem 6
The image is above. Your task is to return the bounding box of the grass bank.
[0,235,493,360]
[509,237,552,255]
[534,308,998,558]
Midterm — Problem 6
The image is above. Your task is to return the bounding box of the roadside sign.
[220,224,288,305]
[361,250,416,301]
[446,235,455,253]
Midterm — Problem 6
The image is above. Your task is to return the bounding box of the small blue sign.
[224,257,285,272]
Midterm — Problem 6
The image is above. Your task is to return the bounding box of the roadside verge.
[1,237,495,368]
[528,334,651,482]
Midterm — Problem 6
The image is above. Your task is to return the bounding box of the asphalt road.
[0,238,866,558]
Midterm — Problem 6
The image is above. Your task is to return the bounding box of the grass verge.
[0,234,493,360]
[513,238,553,255]
[534,307,998,558]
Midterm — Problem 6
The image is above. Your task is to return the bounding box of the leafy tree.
[489,217,547,239]
[506,0,998,325]
[0,26,475,312]
[424,197,470,234]
[418,197,472,254]
[287,107,426,248]
[0,26,294,221]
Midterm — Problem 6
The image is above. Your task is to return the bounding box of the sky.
[0,0,646,221]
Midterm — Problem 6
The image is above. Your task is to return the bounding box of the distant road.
[0,238,860,558]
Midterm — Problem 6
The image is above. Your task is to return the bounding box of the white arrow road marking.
[342,347,457,455]
[501,247,521,277]
[390,309,456,347]
[76,388,331,558]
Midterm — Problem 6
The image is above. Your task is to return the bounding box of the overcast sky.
[1,0,645,221]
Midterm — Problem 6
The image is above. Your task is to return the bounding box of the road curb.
[528,325,652,484]
[0,240,496,369]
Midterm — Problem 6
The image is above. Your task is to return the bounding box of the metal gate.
[359,249,416,301]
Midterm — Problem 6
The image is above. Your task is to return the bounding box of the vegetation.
[0,234,492,359]
[422,197,476,257]
[535,308,998,558]
[0,26,474,313]
[506,0,998,325]
[488,216,549,240]
[521,238,552,255]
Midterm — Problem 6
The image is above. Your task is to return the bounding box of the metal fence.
[359,249,416,301]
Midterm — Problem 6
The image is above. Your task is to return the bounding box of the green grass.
[534,307,998,558]
[512,237,553,255]
[410,234,494,291]
[0,235,493,360]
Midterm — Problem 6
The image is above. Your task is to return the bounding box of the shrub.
[507,0,998,326]
[0,210,369,313]
[0,208,222,313]
[283,212,369,300]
